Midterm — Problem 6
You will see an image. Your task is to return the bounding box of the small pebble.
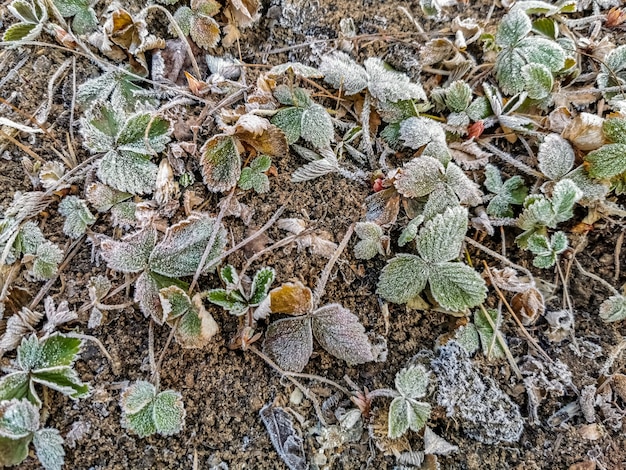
[290,387,304,406]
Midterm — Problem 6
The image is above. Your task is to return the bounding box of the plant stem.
[573,258,620,296]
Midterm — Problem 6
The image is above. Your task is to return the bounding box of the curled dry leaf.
[485,267,534,293]
[449,140,490,170]
[561,113,606,151]
[276,218,338,258]
[511,288,545,325]
[423,426,458,456]
[266,282,313,315]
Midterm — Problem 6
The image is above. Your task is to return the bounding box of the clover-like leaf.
[77,70,156,112]
[395,365,430,399]
[394,156,445,198]
[120,380,156,415]
[149,212,226,278]
[31,241,64,280]
[100,228,156,273]
[263,316,313,373]
[0,398,39,438]
[429,262,487,311]
[443,81,473,113]
[54,0,97,34]
[416,206,468,264]
[527,231,568,268]
[377,254,429,304]
[58,196,96,239]
[200,135,241,192]
[399,117,447,152]
[388,397,431,439]
[3,0,47,42]
[152,390,186,436]
[496,6,532,48]
[311,303,374,366]
[484,165,528,218]
[206,289,248,315]
[353,222,387,260]
[238,155,271,193]
[599,294,626,323]
[474,308,506,359]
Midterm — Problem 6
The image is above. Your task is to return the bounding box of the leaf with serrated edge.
[159,286,192,320]
[429,262,487,311]
[100,228,156,273]
[271,107,302,144]
[206,289,248,315]
[311,304,374,366]
[445,162,483,206]
[550,179,582,224]
[33,427,65,470]
[388,396,410,438]
[364,58,426,103]
[58,196,96,239]
[521,62,553,100]
[300,104,333,148]
[134,271,165,324]
[416,206,468,264]
[377,254,429,304]
[124,403,156,437]
[395,365,430,399]
[31,367,89,399]
[199,135,241,192]
[175,294,218,348]
[120,381,155,414]
[0,373,29,402]
[496,7,532,47]
[319,52,368,95]
[37,334,82,369]
[250,267,275,305]
[354,222,385,259]
[399,117,446,150]
[538,134,574,180]
[152,390,185,436]
[474,308,506,359]
[263,317,312,372]
[97,151,158,195]
[586,143,626,179]
[0,398,40,438]
[394,156,445,198]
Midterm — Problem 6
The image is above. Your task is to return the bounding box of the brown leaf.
[365,188,400,227]
[268,282,313,315]
[227,0,260,28]
[612,374,626,402]
[190,15,221,49]
[449,139,490,169]
[485,267,534,293]
[511,288,545,326]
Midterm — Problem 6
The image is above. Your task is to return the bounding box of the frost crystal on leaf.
[319,52,368,95]
[238,155,271,193]
[259,404,307,470]
[527,231,568,268]
[484,164,528,218]
[599,294,626,322]
[58,196,96,239]
[537,134,575,180]
[200,135,241,192]
[353,222,388,260]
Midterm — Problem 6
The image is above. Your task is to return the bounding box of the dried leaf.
[199,135,241,192]
[259,404,307,470]
[263,316,312,372]
[511,288,545,325]
[267,282,313,315]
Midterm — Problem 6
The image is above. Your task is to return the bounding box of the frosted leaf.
[39,161,67,190]
[259,404,307,470]
[311,303,374,366]
[395,365,430,399]
[100,228,156,273]
[429,262,487,311]
[174,294,218,348]
[238,155,271,193]
[0,307,44,353]
[453,323,480,354]
[152,390,185,436]
[263,316,312,373]
[291,148,339,182]
[268,62,322,78]
[173,6,193,34]
[250,267,275,305]
[597,45,626,98]
[445,162,483,206]
[0,372,29,403]
[474,308,506,359]
[272,107,303,144]
[190,15,220,49]
[124,405,156,437]
[159,285,192,320]
[42,297,77,334]
[77,70,155,113]
[85,183,132,212]
[518,37,566,73]
[120,380,155,415]
[32,369,88,401]
[300,104,333,148]
[116,113,171,155]
[376,254,429,304]
[148,212,226,278]
[97,150,158,195]
[319,52,368,95]
[399,117,446,150]
[58,196,96,239]
[353,222,386,260]
[14,221,45,255]
[80,102,122,153]
[388,397,431,438]
[485,166,527,218]
[550,179,582,224]
[398,215,424,247]
[416,206,468,264]
[0,398,40,437]
[495,8,532,48]
[364,58,427,103]
[603,117,626,145]
[599,295,626,322]
[521,62,553,100]
[394,156,445,198]
[585,143,626,179]
[110,201,137,228]
[423,426,458,455]
[220,264,238,288]
[200,135,241,192]
[537,134,574,180]
[31,241,64,280]
[33,428,65,470]
[444,81,472,113]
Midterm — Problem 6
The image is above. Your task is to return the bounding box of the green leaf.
[445,162,483,206]
[37,334,82,369]
[532,17,557,39]
[120,381,156,415]
[148,212,226,278]
[80,102,122,151]
[474,308,506,359]
[17,335,42,370]
[53,0,86,17]
[0,373,30,402]
[200,135,241,192]
[394,156,445,198]
[485,165,528,218]
[416,206,468,264]
[97,150,158,195]
[550,179,582,224]
[354,222,386,260]
[238,155,271,193]
[521,63,553,100]
[206,289,248,315]
[33,428,65,470]
[2,22,39,42]
[31,242,64,280]
[429,262,487,311]
[377,254,429,304]
[597,45,626,98]
[527,231,568,268]
[395,365,430,399]
[599,295,626,322]
[364,58,427,103]
[311,304,374,366]
[0,398,40,438]
[399,117,447,151]
[152,390,185,436]
[70,7,97,34]
[117,113,171,155]
[444,81,472,113]
[398,215,424,247]
[249,267,275,305]
[220,264,239,288]
[586,143,626,179]
[603,117,626,145]
[300,104,333,148]
[0,435,30,466]
[159,285,193,320]
[31,367,89,399]
[125,403,157,437]
[9,0,41,23]
[58,196,96,238]
[271,107,303,144]
[174,299,218,349]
